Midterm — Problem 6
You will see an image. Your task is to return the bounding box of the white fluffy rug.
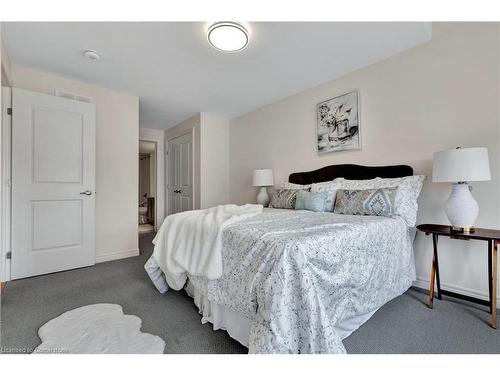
[34,304,165,354]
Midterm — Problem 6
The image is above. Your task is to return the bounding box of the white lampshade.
[252,169,274,187]
[433,147,491,183]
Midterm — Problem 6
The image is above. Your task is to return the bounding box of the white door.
[11,88,96,279]
[168,132,193,215]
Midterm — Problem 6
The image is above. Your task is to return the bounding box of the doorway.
[138,140,157,234]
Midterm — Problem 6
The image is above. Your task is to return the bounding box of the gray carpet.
[1,232,499,354]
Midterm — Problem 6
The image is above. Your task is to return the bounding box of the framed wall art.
[317,90,360,153]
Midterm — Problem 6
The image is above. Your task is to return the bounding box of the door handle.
[173,189,181,194]
[80,190,93,196]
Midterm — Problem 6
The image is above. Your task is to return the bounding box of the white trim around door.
[1,86,12,282]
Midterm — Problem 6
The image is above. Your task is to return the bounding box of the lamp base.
[445,182,479,231]
[256,187,270,207]
[451,226,475,234]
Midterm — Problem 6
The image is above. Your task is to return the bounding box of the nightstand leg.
[492,240,497,329]
[428,251,436,309]
[488,240,493,314]
[432,234,442,300]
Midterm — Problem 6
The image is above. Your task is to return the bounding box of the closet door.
[168,132,193,215]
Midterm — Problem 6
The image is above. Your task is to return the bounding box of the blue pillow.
[295,190,328,212]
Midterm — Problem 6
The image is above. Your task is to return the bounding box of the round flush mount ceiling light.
[207,22,249,52]
[83,49,101,61]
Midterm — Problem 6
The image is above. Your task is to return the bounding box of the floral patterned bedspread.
[189,208,415,353]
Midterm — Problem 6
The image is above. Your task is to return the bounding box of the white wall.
[200,113,229,208]
[149,150,156,199]
[11,65,140,263]
[229,23,500,303]
[1,31,12,86]
[140,127,165,228]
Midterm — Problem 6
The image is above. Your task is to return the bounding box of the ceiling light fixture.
[83,49,101,61]
[207,22,249,52]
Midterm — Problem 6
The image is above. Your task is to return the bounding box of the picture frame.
[317,90,360,153]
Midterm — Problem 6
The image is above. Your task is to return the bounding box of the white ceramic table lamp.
[252,169,274,206]
[433,147,490,233]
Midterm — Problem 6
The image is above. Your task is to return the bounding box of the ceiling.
[2,22,431,129]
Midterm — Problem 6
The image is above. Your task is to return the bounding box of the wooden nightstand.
[417,224,498,329]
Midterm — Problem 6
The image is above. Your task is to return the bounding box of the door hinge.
[6,107,12,115]
[6,252,11,259]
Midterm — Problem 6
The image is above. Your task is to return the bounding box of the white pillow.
[332,177,378,190]
[333,175,426,226]
[310,181,341,212]
[281,182,312,190]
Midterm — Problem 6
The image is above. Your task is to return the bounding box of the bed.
[146,164,421,354]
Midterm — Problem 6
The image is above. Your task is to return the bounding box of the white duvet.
[151,204,263,290]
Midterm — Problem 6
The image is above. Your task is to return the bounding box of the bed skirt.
[184,279,378,348]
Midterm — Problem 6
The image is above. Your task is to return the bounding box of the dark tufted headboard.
[288,164,413,185]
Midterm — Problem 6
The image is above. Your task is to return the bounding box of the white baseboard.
[95,248,140,264]
[413,277,500,306]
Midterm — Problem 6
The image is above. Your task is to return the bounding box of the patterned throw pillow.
[333,188,398,217]
[269,189,300,209]
[295,190,329,212]
[333,175,426,226]
[310,181,341,212]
